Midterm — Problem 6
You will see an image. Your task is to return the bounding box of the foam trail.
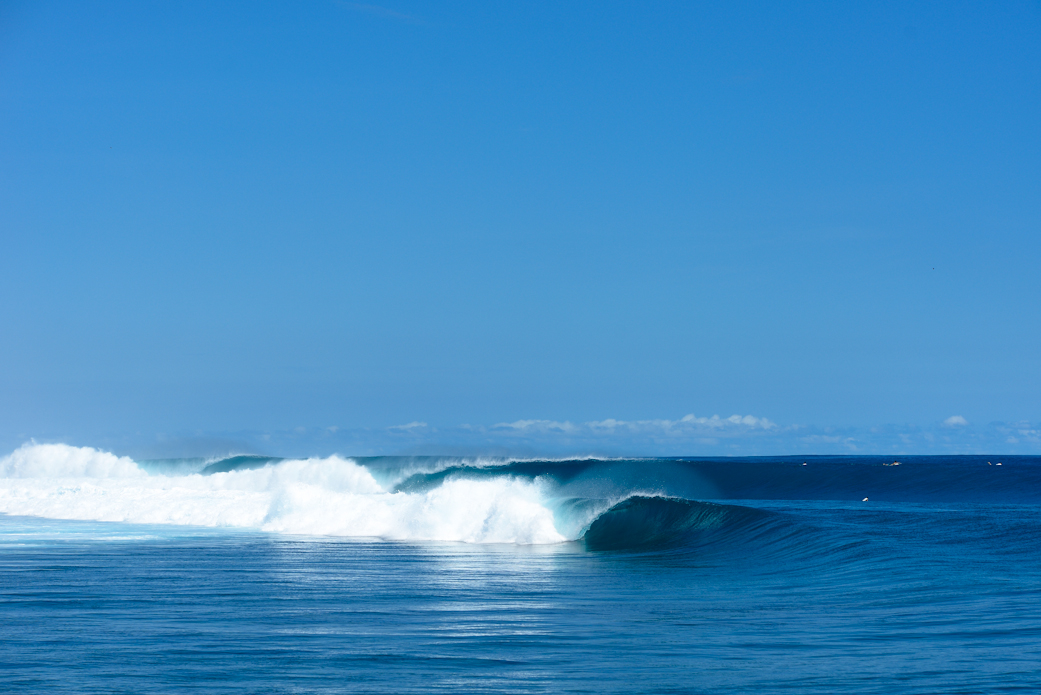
[0,444,565,544]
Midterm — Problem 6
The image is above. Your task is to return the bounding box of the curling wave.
[3,444,1039,548]
[581,496,771,551]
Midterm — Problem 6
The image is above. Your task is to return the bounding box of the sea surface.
[1,444,1040,693]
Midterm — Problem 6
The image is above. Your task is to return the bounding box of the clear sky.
[1,1,1039,455]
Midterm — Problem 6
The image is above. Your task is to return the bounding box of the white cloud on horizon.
[89,416,1041,460]
[489,414,777,438]
[491,420,578,434]
[388,421,429,432]
[585,414,777,433]
[943,415,969,427]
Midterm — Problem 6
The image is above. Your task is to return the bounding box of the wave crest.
[582,496,771,551]
[0,445,564,544]
[0,443,145,479]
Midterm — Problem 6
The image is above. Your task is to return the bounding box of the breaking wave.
[0,444,563,544]
[581,496,771,551]
[2,444,1038,549]
[0,443,144,479]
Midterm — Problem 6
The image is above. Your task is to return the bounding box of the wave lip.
[581,495,770,551]
[199,455,283,475]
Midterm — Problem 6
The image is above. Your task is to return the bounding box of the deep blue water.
[1,453,1040,693]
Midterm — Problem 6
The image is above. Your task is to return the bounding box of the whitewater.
[3,443,1041,693]
[0,443,568,543]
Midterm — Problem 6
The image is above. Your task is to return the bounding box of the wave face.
[2,445,1039,547]
[581,496,772,551]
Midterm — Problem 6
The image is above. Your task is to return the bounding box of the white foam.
[0,443,145,478]
[0,444,566,544]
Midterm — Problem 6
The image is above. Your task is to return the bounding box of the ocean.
[1,444,1039,693]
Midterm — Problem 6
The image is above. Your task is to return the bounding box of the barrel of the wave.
[580,495,770,552]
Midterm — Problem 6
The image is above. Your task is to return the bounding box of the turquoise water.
[1,453,1040,692]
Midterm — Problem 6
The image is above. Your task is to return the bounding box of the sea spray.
[0,444,564,543]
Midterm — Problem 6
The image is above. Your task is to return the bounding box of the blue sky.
[1,1,1039,455]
